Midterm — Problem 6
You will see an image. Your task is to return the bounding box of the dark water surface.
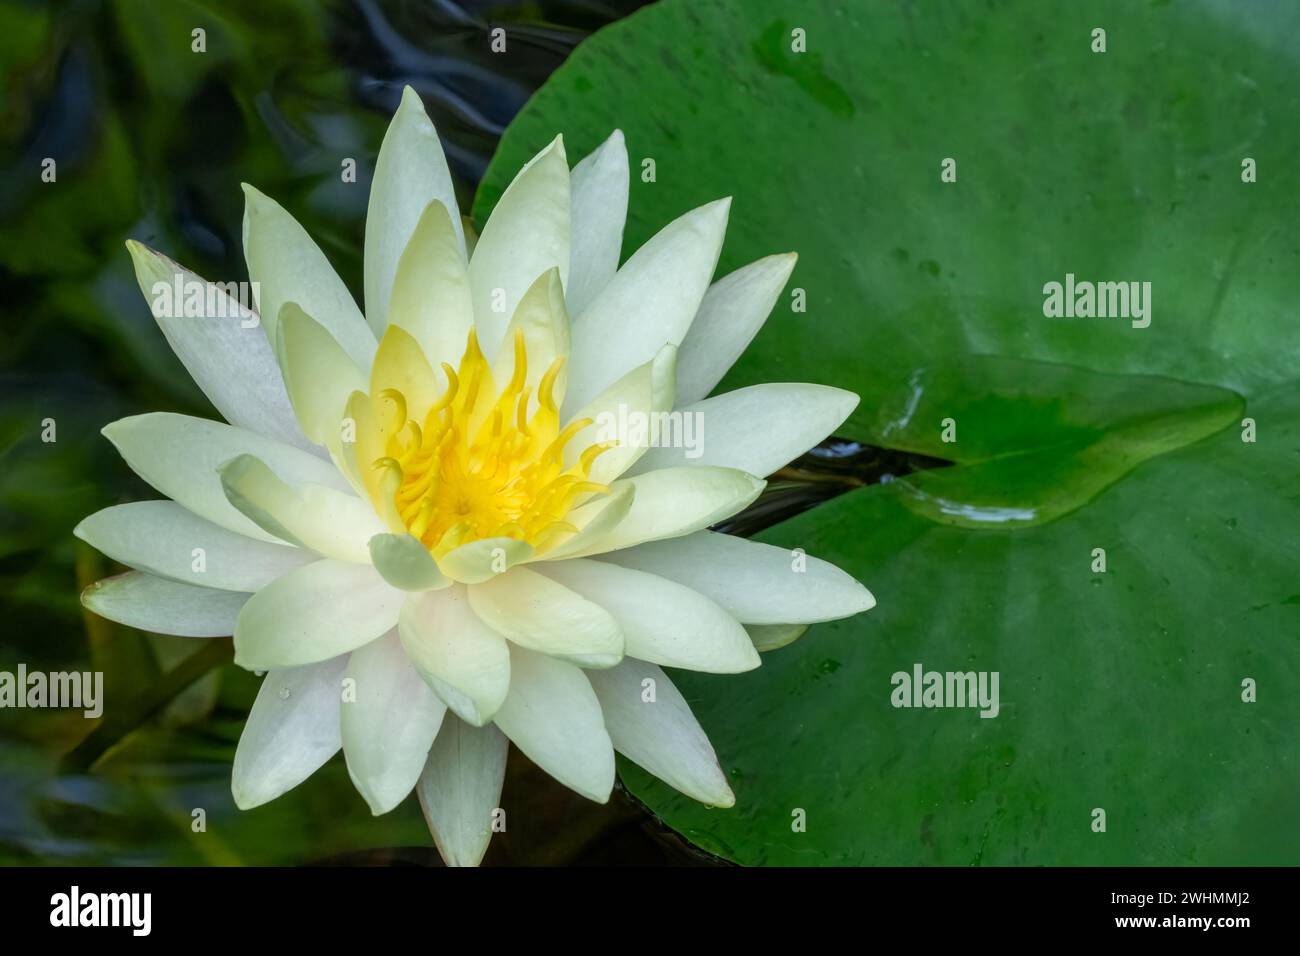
[0,0,721,867]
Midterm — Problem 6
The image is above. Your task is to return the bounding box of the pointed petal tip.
[579,781,615,805]
[530,133,567,166]
[567,651,625,670]
[709,783,737,809]
[652,341,679,365]
[856,584,877,613]
[231,780,267,812]
[71,515,97,546]
[819,384,861,418]
[358,784,399,817]
[99,418,127,443]
[240,183,268,217]
[77,580,100,609]
[680,196,732,235]
[231,648,257,673]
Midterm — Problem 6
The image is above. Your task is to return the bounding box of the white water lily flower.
[76,87,874,866]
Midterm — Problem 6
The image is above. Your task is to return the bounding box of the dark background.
[0,0,753,866]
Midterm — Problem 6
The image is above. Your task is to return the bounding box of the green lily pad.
[477,0,1300,863]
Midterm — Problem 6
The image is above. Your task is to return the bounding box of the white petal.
[539,559,758,673]
[586,659,734,807]
[566,130,628,315]
[673,253,797,406]
[368,533,448,591]
[233,559,404,670]
[365,86,465,338]
[275,304,367,446]
[81,571,249,637]
[220,454,385,563]
[490,268,570,404]
[467,566,623,667]
[232,657,346,809]
[342,630,447,815]
[469,136,570,356]
[242,184,375,368]
[437,537,533,584]
[563,198,729,416]
[75,501,313,592]
[630,383,859,478]
[102,412,351,544]
[417,716,508,867]
[561,466,764,558]
[387,199,473,370]
[398,586,511,726]
[601,530,874,624]
[492,645,614,803]
[565,344,675,485]
[125,241,314,452]
[368,324,441,421]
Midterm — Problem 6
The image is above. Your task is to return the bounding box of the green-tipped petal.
[560,466,764,558]
[437,537,532,584]
[368,533,448,591]
[220,453,384,563]
[102,412,349,544]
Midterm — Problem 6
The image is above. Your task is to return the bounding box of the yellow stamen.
[359,326,610,557]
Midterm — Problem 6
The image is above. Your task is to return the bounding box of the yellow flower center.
[358,326,614,558]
